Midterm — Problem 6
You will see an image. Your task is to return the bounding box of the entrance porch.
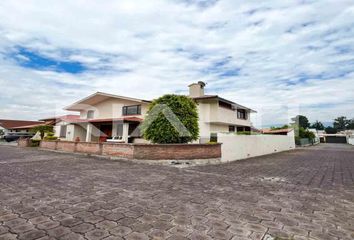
[67,117,143,143]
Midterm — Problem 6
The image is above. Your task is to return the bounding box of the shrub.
[44,132,58,141]
[30,139,41,147]
[140,94,199,144]
[236,131,252,135]
[30,125,54,138]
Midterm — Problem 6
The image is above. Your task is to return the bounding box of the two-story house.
[58,82,256,143]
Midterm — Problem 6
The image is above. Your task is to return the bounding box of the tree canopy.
[310,120,325,130]
[325,126,338,134]
[347,119,354,129]
[333,116,350,131]
[140,94,199,144]
[292,115,310,129]
[30,125,53,138]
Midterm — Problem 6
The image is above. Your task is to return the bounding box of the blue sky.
[0,0,353,126]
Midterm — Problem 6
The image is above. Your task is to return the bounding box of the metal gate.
[326,136,347,144]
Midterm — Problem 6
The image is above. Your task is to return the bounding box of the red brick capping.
[39,140,221,161]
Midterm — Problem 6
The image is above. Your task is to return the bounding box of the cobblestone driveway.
[0,144,353,240]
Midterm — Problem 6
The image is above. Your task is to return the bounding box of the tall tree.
[140,94,199,144]
[333,116,350,131]
[292,115,310,129]
[347,119,354,130]
[310,120,325,130]
[325,126,338,134]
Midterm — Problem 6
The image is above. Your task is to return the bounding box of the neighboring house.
[39,115,80,139]
[63,93,151,143]
[0,119,44,134]
[60,82,256,143]
[262,128,295,137]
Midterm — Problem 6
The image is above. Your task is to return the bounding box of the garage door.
[326,136,347,144]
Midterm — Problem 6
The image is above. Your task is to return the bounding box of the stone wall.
[39,140,221,162]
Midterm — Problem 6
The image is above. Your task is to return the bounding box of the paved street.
[0,144,353,240]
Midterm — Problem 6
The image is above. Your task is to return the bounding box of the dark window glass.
[87,110,94,119]
[237,109,247,119]
[219,101,233,110]
[122,105,141,116]
[229,126,235,132]
[60,125,67,138]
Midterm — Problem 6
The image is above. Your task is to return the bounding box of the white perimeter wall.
[218,133,296,162]
[348,136,354,145]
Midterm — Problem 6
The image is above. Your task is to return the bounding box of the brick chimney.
[189,81,206,98]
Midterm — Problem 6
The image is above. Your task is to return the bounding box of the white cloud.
[0,0,353,126]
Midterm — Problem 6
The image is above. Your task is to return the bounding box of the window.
[122,105,141,116]
[87,110,94,119]
[219,101,233,110]
[60,125,67,138]
[229,126,235,132]
[237,109,247,120]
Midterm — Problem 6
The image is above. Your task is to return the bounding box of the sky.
[0,0,353,127]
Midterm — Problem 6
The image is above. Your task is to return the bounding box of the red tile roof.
[39,115,80,121]
[262,128,294,134]
[10,123,47,130]
[0,119,44,129]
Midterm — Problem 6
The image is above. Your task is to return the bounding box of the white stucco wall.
[0,126,8,135]
[65,124,87,141]
[79,98,149,119]
[348,136,354,145]
[218,133,296,162]
[196,100,252,142]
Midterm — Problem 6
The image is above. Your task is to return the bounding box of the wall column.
[122,123,129,143]
[86,123,93,142]
[112,123,117,137]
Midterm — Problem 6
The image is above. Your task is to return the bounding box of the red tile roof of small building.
[0,119,44,129]
[39,115,80,121]
[262,128,294,134]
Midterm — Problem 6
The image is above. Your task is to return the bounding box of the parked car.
[4,132,34,142]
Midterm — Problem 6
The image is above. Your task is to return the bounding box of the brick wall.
[133,143,221,160]
[76,142,101,155]
[102,143,134,159]
[56,141,76,152]
[39,140,221,161]
[18,138,30,147]
[40,140,57,150]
